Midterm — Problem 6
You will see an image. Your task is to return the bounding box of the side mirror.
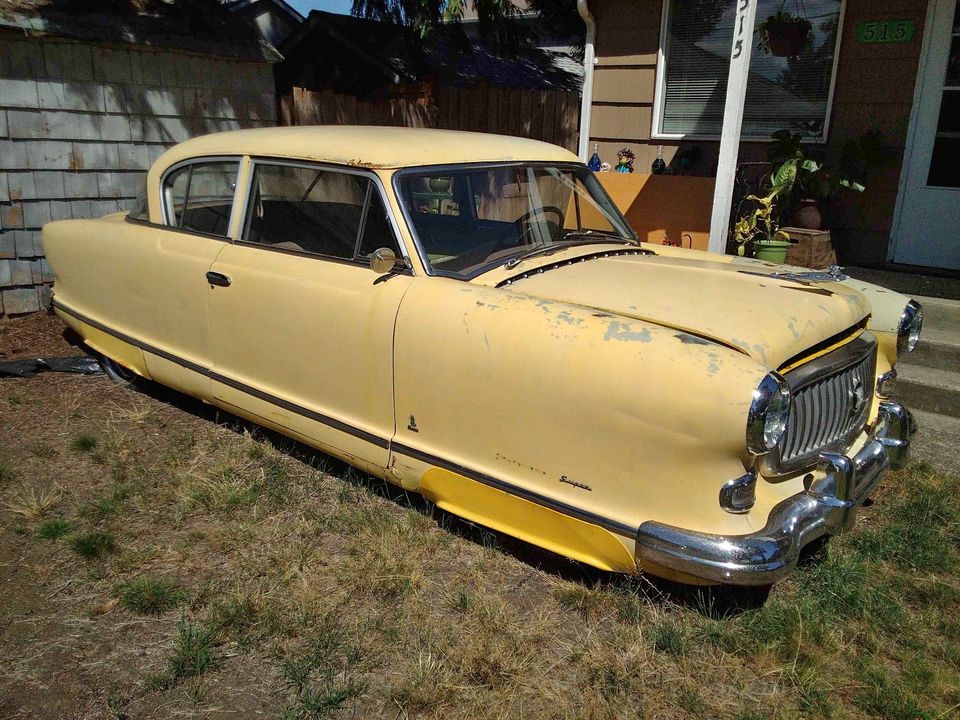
[369,247,399,275]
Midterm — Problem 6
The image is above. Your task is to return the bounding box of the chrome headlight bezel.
[897,300,923,355]
[747,372,792,455]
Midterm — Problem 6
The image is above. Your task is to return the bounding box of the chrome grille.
[760,332,878,476]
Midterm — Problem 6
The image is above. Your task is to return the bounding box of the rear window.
[163,160,239,237]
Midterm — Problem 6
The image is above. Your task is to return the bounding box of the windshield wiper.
[502,240,602,270]
[560,229,638,243]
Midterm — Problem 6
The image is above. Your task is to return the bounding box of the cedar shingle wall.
[0,32,276,315]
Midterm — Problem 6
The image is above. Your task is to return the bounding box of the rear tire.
[98,355,142,389]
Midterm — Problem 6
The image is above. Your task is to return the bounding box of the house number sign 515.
[857,20,917,44]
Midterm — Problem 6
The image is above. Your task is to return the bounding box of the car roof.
[154,126,581,170]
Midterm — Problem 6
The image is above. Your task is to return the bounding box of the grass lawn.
[2,312,959,719]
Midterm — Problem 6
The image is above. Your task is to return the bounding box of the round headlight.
[746,373,792,455]
[897,300,923,354]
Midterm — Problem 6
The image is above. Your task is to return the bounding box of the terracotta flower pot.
[766,23,808,57]
[794,199,823,230]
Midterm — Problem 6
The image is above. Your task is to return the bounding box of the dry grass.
[2,313,960,719]
[4,484,61,520]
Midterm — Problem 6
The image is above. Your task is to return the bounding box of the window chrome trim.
[236,156,414,271]
[159,155,243,237]
[391,160,637,280]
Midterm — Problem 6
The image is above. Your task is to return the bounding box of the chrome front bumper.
[635,401,913,586]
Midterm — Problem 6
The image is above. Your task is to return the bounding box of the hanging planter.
[757,10,814,58]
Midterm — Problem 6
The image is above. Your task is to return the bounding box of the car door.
[205,159,413,470]
[133,157,241,397]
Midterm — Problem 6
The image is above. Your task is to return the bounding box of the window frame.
[159,155,243,238]
[234,157,412,270]
[651,0,847,144]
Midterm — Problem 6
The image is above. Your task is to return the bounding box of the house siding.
[0,32,276,316]
[588,0,929,267]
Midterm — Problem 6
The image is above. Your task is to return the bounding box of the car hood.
[476,250,871,368]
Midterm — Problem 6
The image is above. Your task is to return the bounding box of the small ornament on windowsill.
[652,145,667,175]
[588,142,602,171]
[616,148,635,173]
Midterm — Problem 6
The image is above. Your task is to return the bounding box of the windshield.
[396,163,637,278]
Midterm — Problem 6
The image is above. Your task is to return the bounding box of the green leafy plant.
[733,185,791,257]
[768,129,891,203]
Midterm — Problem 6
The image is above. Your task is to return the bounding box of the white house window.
[654,0,845,141]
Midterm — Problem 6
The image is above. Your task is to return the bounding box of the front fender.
[391,277,771,540]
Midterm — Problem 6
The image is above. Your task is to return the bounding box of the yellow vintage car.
[43,127,923,586]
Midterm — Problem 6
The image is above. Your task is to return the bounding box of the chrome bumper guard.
[635,401,913,586]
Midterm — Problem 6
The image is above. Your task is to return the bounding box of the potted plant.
[768,130,890,230]
[757,11,813,57]
[733,185,793,263]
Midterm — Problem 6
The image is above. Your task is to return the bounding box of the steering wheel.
[493,205,565,253]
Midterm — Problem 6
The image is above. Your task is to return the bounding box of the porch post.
[708,0,760,254]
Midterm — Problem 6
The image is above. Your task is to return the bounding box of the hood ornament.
[770,265,848,283]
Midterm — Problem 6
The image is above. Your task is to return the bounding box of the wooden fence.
[280,85,580,153]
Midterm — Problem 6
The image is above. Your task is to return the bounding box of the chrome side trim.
[636,400,911,586]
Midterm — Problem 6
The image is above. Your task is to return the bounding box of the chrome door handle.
[205,271,231,287]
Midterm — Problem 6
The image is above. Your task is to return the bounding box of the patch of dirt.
[0,310,84,360]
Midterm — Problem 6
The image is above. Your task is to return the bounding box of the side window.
[163,160,239,236]
[245,163,401,261]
